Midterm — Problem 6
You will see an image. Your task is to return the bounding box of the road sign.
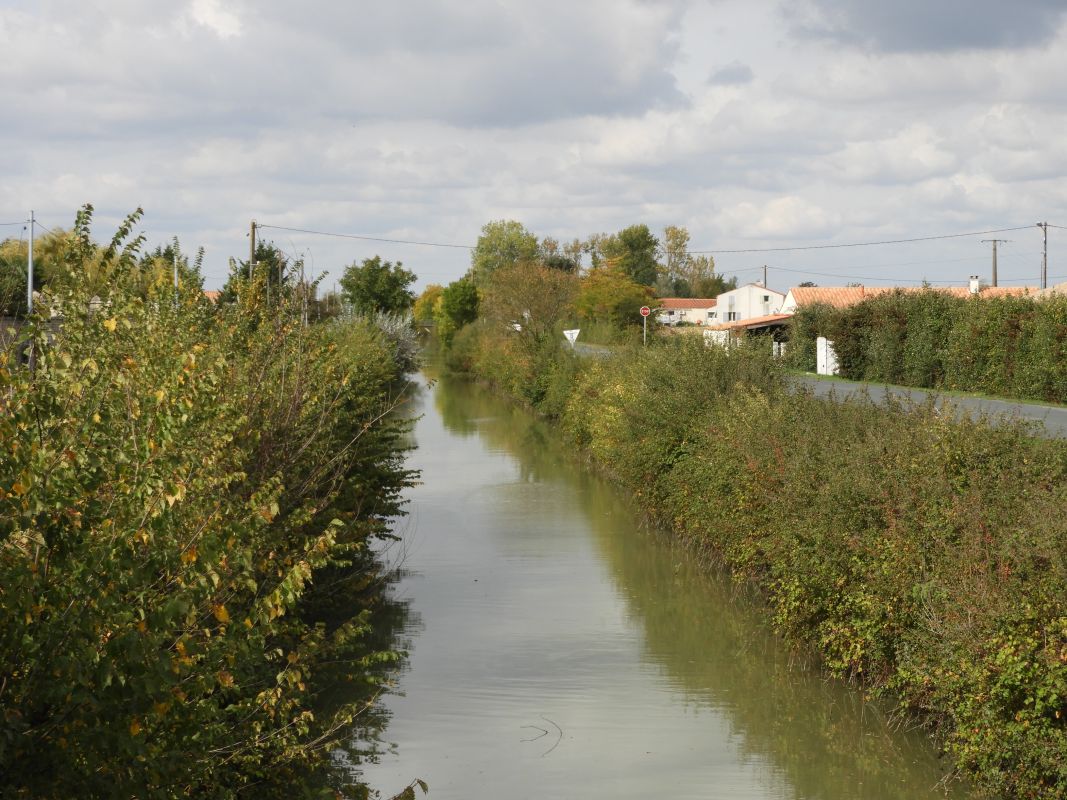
[639,306,651,317]
[563,329,580,345]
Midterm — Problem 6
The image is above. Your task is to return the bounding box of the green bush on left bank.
[0,211,416,798]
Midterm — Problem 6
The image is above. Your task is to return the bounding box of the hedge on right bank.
[555,339,1066,799]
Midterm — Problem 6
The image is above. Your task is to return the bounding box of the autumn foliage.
[0,210,416,798]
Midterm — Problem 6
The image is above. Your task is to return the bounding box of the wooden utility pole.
[26,210,34,315]
[1037,222,1049,289]
[248,220,257,280]
[27,210,35,373]
[981,239,1008,287]
[762,264,768,287]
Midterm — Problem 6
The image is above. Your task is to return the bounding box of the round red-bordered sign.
[639,306,651,317]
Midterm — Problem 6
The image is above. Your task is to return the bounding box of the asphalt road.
[792,374,1067,439]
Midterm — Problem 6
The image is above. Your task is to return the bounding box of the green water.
[355,373,970,800]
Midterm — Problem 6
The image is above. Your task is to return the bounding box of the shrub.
[455,328,1067,799]
[0,214,416,798]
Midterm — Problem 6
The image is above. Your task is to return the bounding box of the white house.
[655,297,718,326]
[712,283,785,323]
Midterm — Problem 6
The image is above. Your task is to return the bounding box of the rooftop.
[657,297,717,309]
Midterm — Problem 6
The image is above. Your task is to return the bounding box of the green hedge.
[459,333,1067,799]
[787,291,1067,404]
[0,222,416,797]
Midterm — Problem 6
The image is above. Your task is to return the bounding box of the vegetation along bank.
[0,208,418,799]
[440,253,1066,798]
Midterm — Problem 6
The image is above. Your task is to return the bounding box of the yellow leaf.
[11,481,27,496]
[213,604,230,624]
[129,720,142,736]
[154,389,166,404]
[103,318,117,332]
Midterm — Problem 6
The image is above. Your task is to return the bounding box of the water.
[356,373,969,800]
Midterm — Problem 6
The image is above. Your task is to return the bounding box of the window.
[727,311,738,321]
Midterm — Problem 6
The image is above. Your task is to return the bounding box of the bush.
[455,330,1067,799]
[0,215,416,798]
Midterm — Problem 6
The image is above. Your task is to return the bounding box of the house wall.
[657,305,717,326]
[780,290,799,314]
[715,285,785,322]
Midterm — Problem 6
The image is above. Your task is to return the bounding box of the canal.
[356,372,969,799]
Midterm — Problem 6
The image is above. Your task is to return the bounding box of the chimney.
[969,275,980,295]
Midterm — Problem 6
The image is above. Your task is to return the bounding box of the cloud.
[708,61,754,85]
[714,196,841,239]
[784,0,1067,52]
[188,0,242,38]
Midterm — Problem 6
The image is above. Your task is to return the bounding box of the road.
[792,374,1067,439]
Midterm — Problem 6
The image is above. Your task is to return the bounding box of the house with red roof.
[655,297,718,326]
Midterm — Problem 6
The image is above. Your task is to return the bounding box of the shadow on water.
[431,372,970,799]
[307,376,430,798]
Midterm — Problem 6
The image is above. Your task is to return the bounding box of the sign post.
[640,306,651,346]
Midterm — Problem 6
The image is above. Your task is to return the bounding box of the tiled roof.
[657,297,717,309]
[1036,281,1067,299]
[708,313,793,331]
[203,290,221,303]
[788,285,1036,309]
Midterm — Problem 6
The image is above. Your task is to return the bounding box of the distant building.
[712,283,785,323]
[655,297,718,326]
[781,284,1037,314]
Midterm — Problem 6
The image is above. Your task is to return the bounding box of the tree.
[538,237,577,273]
[574,267,654,328]
[661,225,691,288]
[218,241,292,305]
[0,228,73,316]
[435,276,480,343]
[413,284,444,326]
[340,256,417,315]
[603,224,660,286]
[481,262,578,342]
[688,255,736,298]
[470,220,539,287]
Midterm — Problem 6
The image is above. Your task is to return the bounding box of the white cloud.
[714,196,841,239]
[3,0,1067,291]
[188,0,243,39]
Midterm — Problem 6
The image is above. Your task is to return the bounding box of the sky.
[3,0,1067,292]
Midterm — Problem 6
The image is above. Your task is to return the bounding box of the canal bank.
[355,371,970,800]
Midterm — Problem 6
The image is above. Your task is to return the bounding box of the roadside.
[792,373,1067,438]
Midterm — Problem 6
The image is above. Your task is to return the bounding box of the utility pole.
[248,220,257,281]
[1037,222,1049,289]
[763,264,768,287]
[981,239,1008,287]
[301,261,307,327]
[27,210,35,373]
[27,210,34,315]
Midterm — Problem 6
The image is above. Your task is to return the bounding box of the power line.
[691,225,1036,254]
[1,221,26,227]
[257,223,474,250]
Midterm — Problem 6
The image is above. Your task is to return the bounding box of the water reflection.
[357,372,969,799]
